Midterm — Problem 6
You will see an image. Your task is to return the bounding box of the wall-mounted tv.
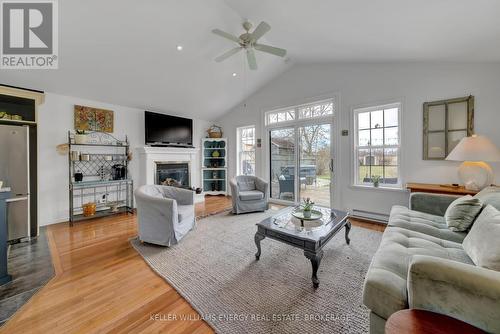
[145,111,193,147]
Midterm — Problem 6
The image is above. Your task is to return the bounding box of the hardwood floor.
[0,196,384,333]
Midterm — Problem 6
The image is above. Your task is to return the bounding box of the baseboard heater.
[349,209,389,224]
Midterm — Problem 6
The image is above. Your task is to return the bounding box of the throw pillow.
[463,205,500,271]
[474,186,500,211]
[444,195,483,232]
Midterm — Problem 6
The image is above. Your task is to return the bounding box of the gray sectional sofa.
[363,191,500,334]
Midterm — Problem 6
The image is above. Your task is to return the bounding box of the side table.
[386,309,484,334]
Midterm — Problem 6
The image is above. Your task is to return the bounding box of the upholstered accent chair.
[134,185,195,246]
[230,175,269,214]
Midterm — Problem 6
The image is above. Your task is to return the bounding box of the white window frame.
[236,125,256,176]
[265,98,334,127]
[353,102,402,189]
[263,97,338,207]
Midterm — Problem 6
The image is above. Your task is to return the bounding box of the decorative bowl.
[292,209,323,221]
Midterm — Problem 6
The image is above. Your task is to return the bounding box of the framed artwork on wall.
[74,105,114,133]
[423,95,474,160]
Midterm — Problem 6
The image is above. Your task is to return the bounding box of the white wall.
[38,92,210,226]
[216,62,500,216]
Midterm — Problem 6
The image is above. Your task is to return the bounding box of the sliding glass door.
[266,98,336,208]
[299,124,332,207]
[269,127,296,201]
[269,123,333,207]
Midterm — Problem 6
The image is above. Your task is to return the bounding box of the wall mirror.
[423,95,474,160]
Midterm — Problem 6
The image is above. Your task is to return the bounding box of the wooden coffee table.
[386,310,485,334]
[254,206,350,288]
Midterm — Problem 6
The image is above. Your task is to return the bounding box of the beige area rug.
[131,210,383,334]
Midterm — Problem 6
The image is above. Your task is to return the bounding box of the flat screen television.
[145,111,193,147]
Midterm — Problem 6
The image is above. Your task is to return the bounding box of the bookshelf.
[201,138,227,195]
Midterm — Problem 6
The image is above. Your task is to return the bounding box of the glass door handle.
[329,159,334,172]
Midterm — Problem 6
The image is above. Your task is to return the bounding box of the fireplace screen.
[155,163,190,188]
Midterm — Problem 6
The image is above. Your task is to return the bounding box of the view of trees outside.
[238,126,256,175]
[270,128,295,200]
[356,107,399,185]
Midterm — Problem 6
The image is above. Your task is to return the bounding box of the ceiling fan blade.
[251,21,271,41]
[246,48,257,70]
[214,47,243,62]
[254,44,287,57]
[212,29,241,43]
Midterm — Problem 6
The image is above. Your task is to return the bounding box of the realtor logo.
[1,0,58,69]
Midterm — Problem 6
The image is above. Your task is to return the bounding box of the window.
[298,100,333,119]
[237,126,256,176]
[266,109,295,125]
[354,103,401,188]
[265,99,334,125]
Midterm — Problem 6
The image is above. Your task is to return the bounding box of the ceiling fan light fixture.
[212,20,287,70]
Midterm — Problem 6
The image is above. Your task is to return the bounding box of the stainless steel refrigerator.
[0,124,30,241]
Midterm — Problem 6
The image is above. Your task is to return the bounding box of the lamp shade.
[446,135,500,162]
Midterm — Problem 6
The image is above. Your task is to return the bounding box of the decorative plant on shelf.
[74,129,88,144]
[372,175,381,188]
[302,197,315,218]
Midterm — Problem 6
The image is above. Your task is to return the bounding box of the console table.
[406,182,478,196]
[0,188,12,285]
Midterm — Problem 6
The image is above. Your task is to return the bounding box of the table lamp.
[446,135,500,191]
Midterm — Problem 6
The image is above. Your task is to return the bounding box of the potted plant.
[372,175,381,188]
[302,197,315,218]
[74,130,88,144]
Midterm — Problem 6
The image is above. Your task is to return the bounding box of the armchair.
[230,175,269,214]
[134,185,195,246]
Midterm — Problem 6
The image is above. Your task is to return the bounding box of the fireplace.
[137,146,204,203]
[155,162,190,187]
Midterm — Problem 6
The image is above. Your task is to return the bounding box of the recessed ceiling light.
[232,72,237,77]
[176,45,183,51]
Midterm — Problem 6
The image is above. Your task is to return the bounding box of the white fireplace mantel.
[136,146,203,203]
[137,146,199,156]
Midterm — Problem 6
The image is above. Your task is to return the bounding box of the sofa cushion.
[239,190,264,201]
[177,205,194,222]
[474,186,500,211]
[388,206,466,243]
[363,226,473,320]
[463,205,500,271]
[444,195,482,232]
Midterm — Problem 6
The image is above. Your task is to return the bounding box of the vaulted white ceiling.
[2,0,499,120]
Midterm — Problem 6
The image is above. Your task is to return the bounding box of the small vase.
[373,182,379,188]
[74,134,87,144]
[303,210,311,218]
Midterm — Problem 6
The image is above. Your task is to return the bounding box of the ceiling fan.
[212,21,287,70]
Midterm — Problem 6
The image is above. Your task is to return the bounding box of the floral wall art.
[74,105,114,133]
